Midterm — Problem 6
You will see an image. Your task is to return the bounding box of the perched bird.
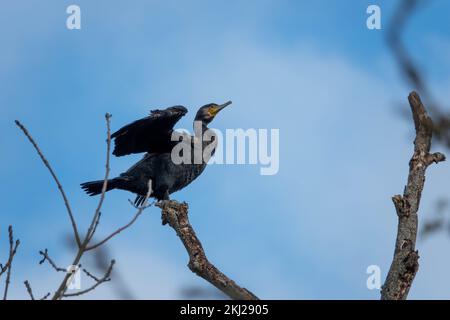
[81,101,232,205]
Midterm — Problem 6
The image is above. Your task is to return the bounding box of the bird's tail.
[80,179,118,196]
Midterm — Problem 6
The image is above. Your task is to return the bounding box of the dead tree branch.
[157,200,258,300]
[1,226,20,300]
[381,91,446,300]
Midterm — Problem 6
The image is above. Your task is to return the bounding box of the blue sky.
[1,0,450,299]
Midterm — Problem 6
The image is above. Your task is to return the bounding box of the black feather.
[111,105,187,156]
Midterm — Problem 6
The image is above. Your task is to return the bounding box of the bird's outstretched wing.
[111,105,188,156]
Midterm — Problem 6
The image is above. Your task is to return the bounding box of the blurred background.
[1,0,450,299]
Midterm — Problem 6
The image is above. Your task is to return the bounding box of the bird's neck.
[193,120,210,138]
[192,120,217,163]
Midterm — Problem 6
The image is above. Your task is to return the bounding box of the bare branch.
[39,249,66,272]
[62,260,115,298]
[1,226,20,300]
[381,91,446,300]
[0,226,20,277]
[50,114,113,300]
[85,180,153,251]
[23,280,50,300]
[86,113,112,243]
[157,200,258,300]
[15,120,81,247]
[40,292,51,300]
[82,268,101,282]
[24,281,35,300]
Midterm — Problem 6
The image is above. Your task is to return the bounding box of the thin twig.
[15,120,81,247]
[24,281,35,300]
[40,292,51,300]
[51,114,113,300]
[39,249,66,272]
[2,226,20,300]
[157,200,258,300]
[82,268,101,282]
[86,113,112,242]
[85,180,153,251]
[381,92,446,300]
[0,226,20,276]
[62,260,115,298]
[23,280,50,300]
[89,211,102,243]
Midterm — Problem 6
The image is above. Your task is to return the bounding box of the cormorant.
[81,101,232,205]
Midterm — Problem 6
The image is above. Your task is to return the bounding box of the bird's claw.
[128,199,154,210]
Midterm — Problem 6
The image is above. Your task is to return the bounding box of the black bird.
[81,101,232,205]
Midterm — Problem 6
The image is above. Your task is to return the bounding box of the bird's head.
[194,101,232,125]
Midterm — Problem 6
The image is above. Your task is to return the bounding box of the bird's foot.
[155,199,171,209]
[128,198,155,210]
